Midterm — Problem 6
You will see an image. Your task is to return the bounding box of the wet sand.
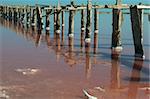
[0,17,150,99]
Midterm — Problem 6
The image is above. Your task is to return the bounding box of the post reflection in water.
[66,37,75,67]
[61,24,65,46]
[111,51,121,88]
[80,30,84,53]
[45,31,51,47]
[93,32,98,64]
[35,30,42,47]
[85,43,91,79]
[55,34,61,61]
[128,59,144,99]
[93,32,98,54]
[110,51,121,95]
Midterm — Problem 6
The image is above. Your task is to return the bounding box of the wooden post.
[36,6,42,30]
[130,5,144,59]
[62,10,65,27]
[18,8,21,22]
[8,7,12,20]
[85,0,92,43]
[111,9,123,52]
[29,7,32,25]
[45,9,51,31]
[54,8,57,33]
[31,8,36,26]
[56,9,61,34]
[80,30,84,50]
[13,8,17,22]
[61,10,65,45]
[21,9,25,24]
[61,25,65,46]
[94,8,99,34]
[3,7,5,18]
[81,9,85,32]
[26,7,30,26]
[68,10,75,38]
[5,6,8,19]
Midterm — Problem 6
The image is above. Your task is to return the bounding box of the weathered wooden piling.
[111,8,123,52]
[61,10,65,45]
[26,7,30,25]
[8,7,12,20]
[81,9,85,32]
[18,8,21,21]
[130,5,144,58]
[2,6,5,18]
[94,8,99,34]
[85,0,92,43]
[56,7,61,34]
[80,31,84,49]
[61,25,65,46]
[61,10,65,27]
[21,9,25,24]
[36,6,43,30]
[31,9,36,26]
[68,10,75,38]
[53,8,57,32]
[5,6,8,19]
[45,9,51,31]
[13,8,18,22]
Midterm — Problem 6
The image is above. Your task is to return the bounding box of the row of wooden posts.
[0,1,150,59]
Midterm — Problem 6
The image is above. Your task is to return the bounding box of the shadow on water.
[127,58,150,99]
[110,51,149,99]
[123,58,150,82]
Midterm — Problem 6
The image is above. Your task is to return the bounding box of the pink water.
[0,17,149,99]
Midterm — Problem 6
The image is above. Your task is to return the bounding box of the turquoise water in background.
[0,0,150,5]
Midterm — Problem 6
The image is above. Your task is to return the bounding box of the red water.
[0,18,150,99]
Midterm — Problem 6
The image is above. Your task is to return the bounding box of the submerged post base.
[94,30,99,34]
[135,54,145,60]
[46,27,50,30]
[56,30,61,34]
[111,46,123,52]
[68,33,74,38]
[85,38,91,43]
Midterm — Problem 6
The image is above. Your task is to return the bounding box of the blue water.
[0,0,150,5]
